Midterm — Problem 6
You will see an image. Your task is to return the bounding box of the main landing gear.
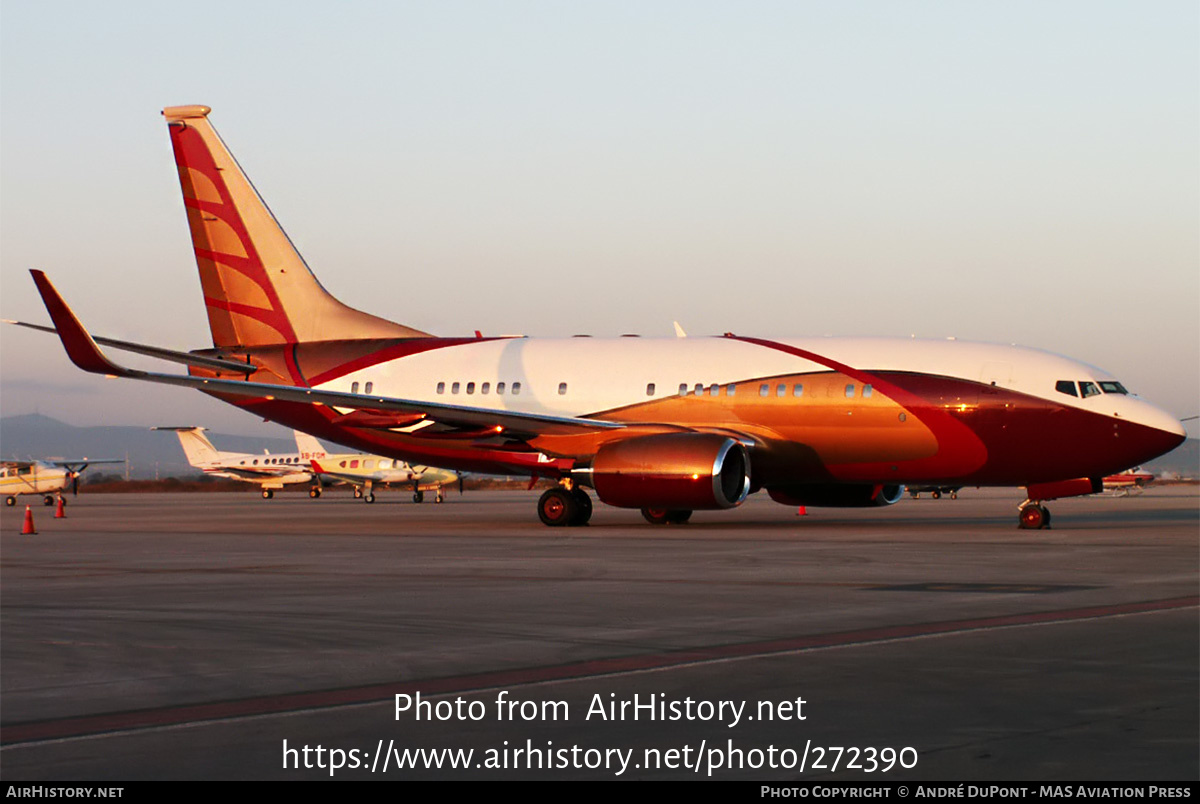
[537,485,592,527]
[641,507,692,525]
[1018,502,1052,530]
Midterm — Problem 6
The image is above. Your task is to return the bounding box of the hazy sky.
[2,1,1197,438]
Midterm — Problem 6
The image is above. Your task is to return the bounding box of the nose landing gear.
[1018,502,1052,530]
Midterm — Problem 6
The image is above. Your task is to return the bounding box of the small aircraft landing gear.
[1018,502,1052,530]
[261,489,274,500]
[537,485,592,527]
[43,494,55,506]
[364,492,375,504]
[309,486,322,499]
[435,488,445,504]
[413,490,424,504]
[353,487,363,499]
[5,496,15,507]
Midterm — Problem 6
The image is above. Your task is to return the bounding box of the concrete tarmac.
[2,487,1196,780]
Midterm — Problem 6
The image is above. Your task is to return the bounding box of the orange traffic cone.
[55,496,66,518]
[22,505,37,534]
[797,506,807,517]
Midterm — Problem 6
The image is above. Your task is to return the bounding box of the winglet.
[29,270,130,377]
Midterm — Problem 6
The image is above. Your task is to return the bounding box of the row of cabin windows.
[338,459,397,470]
[1055,379,1129,398]
[437,381,530,396]
[240,456,304,466]
[350,381,374,394]
[659,382,873,399]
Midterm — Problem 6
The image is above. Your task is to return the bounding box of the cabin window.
[351,381,360,394]
[845,384,856,398]
[451,382,461,394]
[437,381,445,395]
[680,383,689,396]
[1055,380,1077,397]
[350,460,359,469]
[760,384,769,397]
[863,384,873,398]
[512,382,522,395]
[364,382,373,394]
[379,460,392,469]
[1099,381,1128,395]
[558,382,568,395]
[252,459,259,465]
[776,384,786,397]
[481,382,490,394]
[709,384,719,396]
[496,382,505,395]
[646,383,656,396]
[1079,381,1100,398]
[365,460,376,469]
[339,461,347,468]
[793,384,804,398]
[726,384,736,396]
[466,382,476,395]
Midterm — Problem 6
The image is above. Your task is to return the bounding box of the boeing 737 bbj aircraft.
[16,106,1187,528]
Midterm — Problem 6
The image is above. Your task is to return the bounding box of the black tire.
[309,487,321,499]
[5,497,15,507]
[570,488,593,526]
[666,509,692,524]
[353,487,363,499]
[538,488,577,527]
[931,490,941,499]
[43,495,55,506]
[641,507,671,525]
[262,489,274,499]
[365,492,375,504]
[1018,504,1046,530]
[413,491,424,503]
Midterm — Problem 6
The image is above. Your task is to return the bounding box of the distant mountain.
[0,414,297,479]
[1145,437,1199,479]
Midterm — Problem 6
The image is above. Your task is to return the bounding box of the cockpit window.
[1099,381,1128,395]
[1079,381,1100,398]
[1055,380,1078,397]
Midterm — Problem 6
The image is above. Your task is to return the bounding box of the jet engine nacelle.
[579,433,751,510]
[767,483,906,508]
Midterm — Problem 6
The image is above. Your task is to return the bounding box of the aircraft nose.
[1122,401,1188,464]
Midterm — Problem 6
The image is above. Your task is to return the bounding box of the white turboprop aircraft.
[2,458,123,506]
[14,105,1187,529]
[157,427,457,502]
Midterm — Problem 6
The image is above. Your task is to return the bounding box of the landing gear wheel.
[931,490,941,499]
[435,489,445,504]
[309,487,321,499]
[43,495,55,506]
[1019,504,1049,530]
[950,491,958,500]
[538,488,577,527]
[353,487,363,499]
[569,488,593,526]
[364,492,375,504]
[262,489,274,500]
[5,496,15,507]
[413,491,424,503]
[666,509,692,524]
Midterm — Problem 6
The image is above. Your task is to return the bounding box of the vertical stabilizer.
[293,431,327,459]
[155,427,225,468]
[162,105,429,348]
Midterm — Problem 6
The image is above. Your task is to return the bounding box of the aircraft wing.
[29,270,626,440]
[215,465,309,480]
